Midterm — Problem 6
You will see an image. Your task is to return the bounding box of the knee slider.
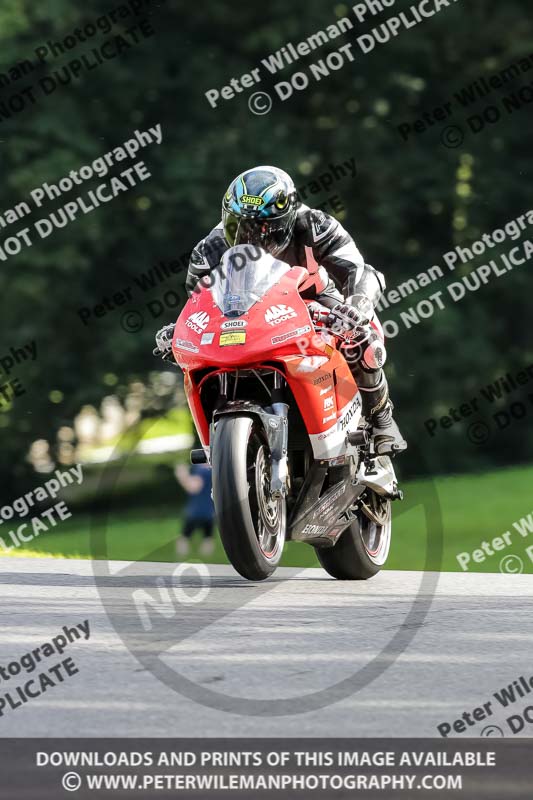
[362,335,387,370]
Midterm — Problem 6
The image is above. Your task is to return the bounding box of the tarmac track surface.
[0,557,531,738]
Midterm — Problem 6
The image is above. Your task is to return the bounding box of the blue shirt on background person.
[184,463,214,522]
[175,462,215,558]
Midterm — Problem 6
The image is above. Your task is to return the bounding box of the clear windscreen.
[210,245,291,316]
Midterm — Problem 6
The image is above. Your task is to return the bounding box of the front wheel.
[211,415,286,581]
[315,491,391,580]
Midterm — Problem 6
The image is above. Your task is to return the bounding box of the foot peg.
[190,448,207,464]
[347,429,370,447]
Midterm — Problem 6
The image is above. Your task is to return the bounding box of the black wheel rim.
[359,492,391,564]
[247,435,285,560]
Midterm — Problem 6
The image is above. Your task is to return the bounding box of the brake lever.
[319,325,346,340]
[327,320,373,346]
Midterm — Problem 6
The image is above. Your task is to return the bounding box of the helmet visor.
[223,211,292,256]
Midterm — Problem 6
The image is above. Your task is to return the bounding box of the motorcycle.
[170,244,403,581]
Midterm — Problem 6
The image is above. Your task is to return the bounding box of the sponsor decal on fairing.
[221,319,247,330]
[174,338,199,353]
[219,331,246,346]
[271,325,311,345]
[312,370,332,384]
[301,523,327,535]
[264,304,298,326]
[186,311,210,334]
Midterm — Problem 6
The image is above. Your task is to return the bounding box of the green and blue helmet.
[222,166,298,258]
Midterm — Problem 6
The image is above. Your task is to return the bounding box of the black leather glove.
[327,303,369,336]
[153,323,175,360]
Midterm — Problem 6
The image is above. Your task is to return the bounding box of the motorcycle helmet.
[222,166,298,258]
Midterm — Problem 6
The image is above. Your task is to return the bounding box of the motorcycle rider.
[155,166,406,455]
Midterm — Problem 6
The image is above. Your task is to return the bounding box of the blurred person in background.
[175,462,215,557]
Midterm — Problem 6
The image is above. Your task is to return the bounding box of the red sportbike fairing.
[172,245,401,581]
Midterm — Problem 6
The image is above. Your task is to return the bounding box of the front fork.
[211,371,290,499]
[270,372,289,499]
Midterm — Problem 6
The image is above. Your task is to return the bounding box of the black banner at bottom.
[0,738,530,799]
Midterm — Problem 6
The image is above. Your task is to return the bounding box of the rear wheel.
[211,415,286,581]
[315,491,391,580]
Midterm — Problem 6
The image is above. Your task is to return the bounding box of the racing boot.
[358,372,407,456]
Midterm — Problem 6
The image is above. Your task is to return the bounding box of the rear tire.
[212,415,286,581]
[315,492,391,580]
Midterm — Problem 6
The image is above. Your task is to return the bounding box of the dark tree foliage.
[0,0,531,496]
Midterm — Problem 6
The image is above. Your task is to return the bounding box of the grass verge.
[3,463,532,573]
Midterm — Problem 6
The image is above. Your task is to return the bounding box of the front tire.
[315,491,391,580]
[211,415,286,581]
